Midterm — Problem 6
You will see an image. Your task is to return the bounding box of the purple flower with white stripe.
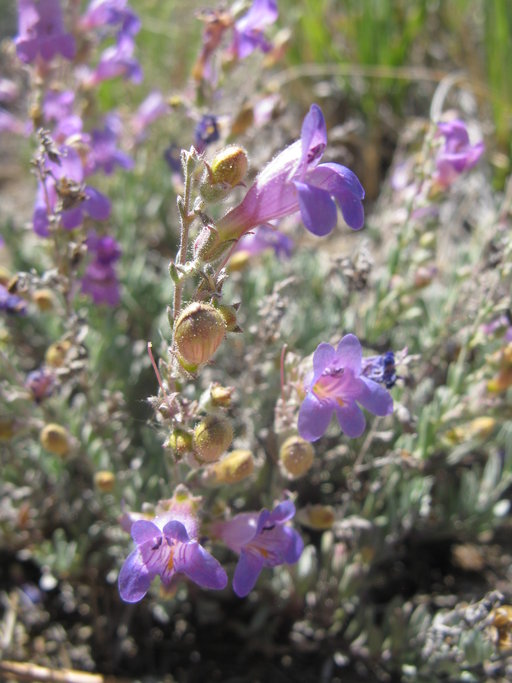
[118,513,227,603]
[15,0,76,64]
[298,334,393,442]
[434,120,484,189]
[210,104,364,258]
[231,0,278,59]
[214,500,303,597]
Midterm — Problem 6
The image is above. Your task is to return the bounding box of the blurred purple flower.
[214,104,365,251]
[85,36,143,86]
[131,91,169,141]
[361,351,397,389]
[194,114,220,153]
[43,90,75,121]
[81,0,141,37]
[33,146,111,237]
[0,79,19,104]
[87,114,133,175]
[232,0,278,59]
[482,314,512,342]
[434,120,484,189]
[118,514,227,603]
[298,334,393,442]
[214,500,303,597]
[26,368,55,403]
[233,225,293,259]
[164,143,182,174]
[0,109,27,136]
[15,0,76,64]
[0,284,27,315]
[81,233,121,306]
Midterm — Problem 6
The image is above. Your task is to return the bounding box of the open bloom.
[434,120,484,189]
[15,0,76,64]
[231,0,278,59]
[118,514,227,603]
[212,104,364,255]
[81,233,121,306]
[214,500,303,597]
[298,334,393,442]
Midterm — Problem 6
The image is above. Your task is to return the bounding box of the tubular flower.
[231,0,279,59]
[210,104,365,256]
[434,120,484,189]
[15,0,76,64]
[298,334,393,442]
[118,514,227,603]
[214,500,303,597]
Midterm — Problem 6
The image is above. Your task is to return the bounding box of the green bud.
[174,302,226,367]
[211,449,254,484]
[209,145,248,187]
[279,435,314,479]
[193,415,233,463]
[167,428,193,458]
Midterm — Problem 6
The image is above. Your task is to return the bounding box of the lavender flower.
[231,0,278,59]
[26,368,55,403]
[85,36,143,86]
[33,146,111,237]
[81,233,121,306]
[214,500,303,597]
[361,351,397,389]
[81,0,141,37]
[212,104,364,255]
[194,114,220,153]
[434,120,484,189]
[0,284,27,315]
[86,115,133,176]
[0,109,27,136]
[15,0,76,64]
[131,91,169,141]
[298,334,393,442]
[233,225,293,260]
[118,514,227,603]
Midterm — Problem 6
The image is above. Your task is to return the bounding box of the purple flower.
[482,315,512,343]
[118,514,227,603]
[43,90,75,121]
[131,91,169,141]
[33,146,111,237]
[15,0,76,64]
[434,120,484,189]
[232,0,278,59]
[0,109,27,136]
[86,115,133,176]
[81,0,141,37]
[298,334,393,442]
[194,114,220,154]
[26,368,55,402]
[361,351,397,389]
[81,233,121,306]
[85,36,143,86]
[0,284,27,315]
[0,79,19,104]
[233,225,293,260]
[163,143,182,174]
[213,104,364,253]
[214,500,303,597]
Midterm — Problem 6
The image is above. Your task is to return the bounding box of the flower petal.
[294,180,337,236]
[233,549,265,597]
[162,520,190,543]
[335,401,366,438]
[118,548,152,603]
[298,392,333,442]
[182,542,228,590]
[131,520,160,544]
[282,527,304,564]
[268,500,296,525]
[312,343,337,382]
[83,187,111,221]
[300,104,327,170]
[359,377,394,416]
[335,334,362,373]
[308,163,365,230]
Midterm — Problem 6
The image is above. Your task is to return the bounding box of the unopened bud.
[193,415,233,463]
[45,340,71,368]
[33,289,54,311]
[298,504,335,530]
[40,423,70,457]
[217,304,239,332]
[0,417,16,442]
[209,145,248,188]
[210,383,234,408]
[211,449,254,484]
[174,302,226,368]
[167,428,193,458]
[279,435,314,479]
[94,470,116,493]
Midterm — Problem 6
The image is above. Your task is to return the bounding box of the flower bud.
[33,289,54,311]
[174,302,226,369]
[217,304,239,332]
[94,470,116,493]
[40,423,70,457]
[45,340,71,368]
[0,417,16,442]
[279,435,314,479]
[210,383,234,408]
[211,449,255,484]
[193,415,233,463]
[297,504,335,530]
[209,145,248,188]
[167,428,193,458]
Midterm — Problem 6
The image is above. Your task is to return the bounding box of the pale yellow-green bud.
[193,415,233,463]
[210,383,234,408]
[279,435,314,479]
[40,423,70,457]
[209,145,248,188]
[211,449,255,484]
[174,302,226,368]
[217,304,240,332]
[167,428,193,457]
[94,470,116,492]
[298,504,335,530]
[45,340,71,368]
[33,289,55,311]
